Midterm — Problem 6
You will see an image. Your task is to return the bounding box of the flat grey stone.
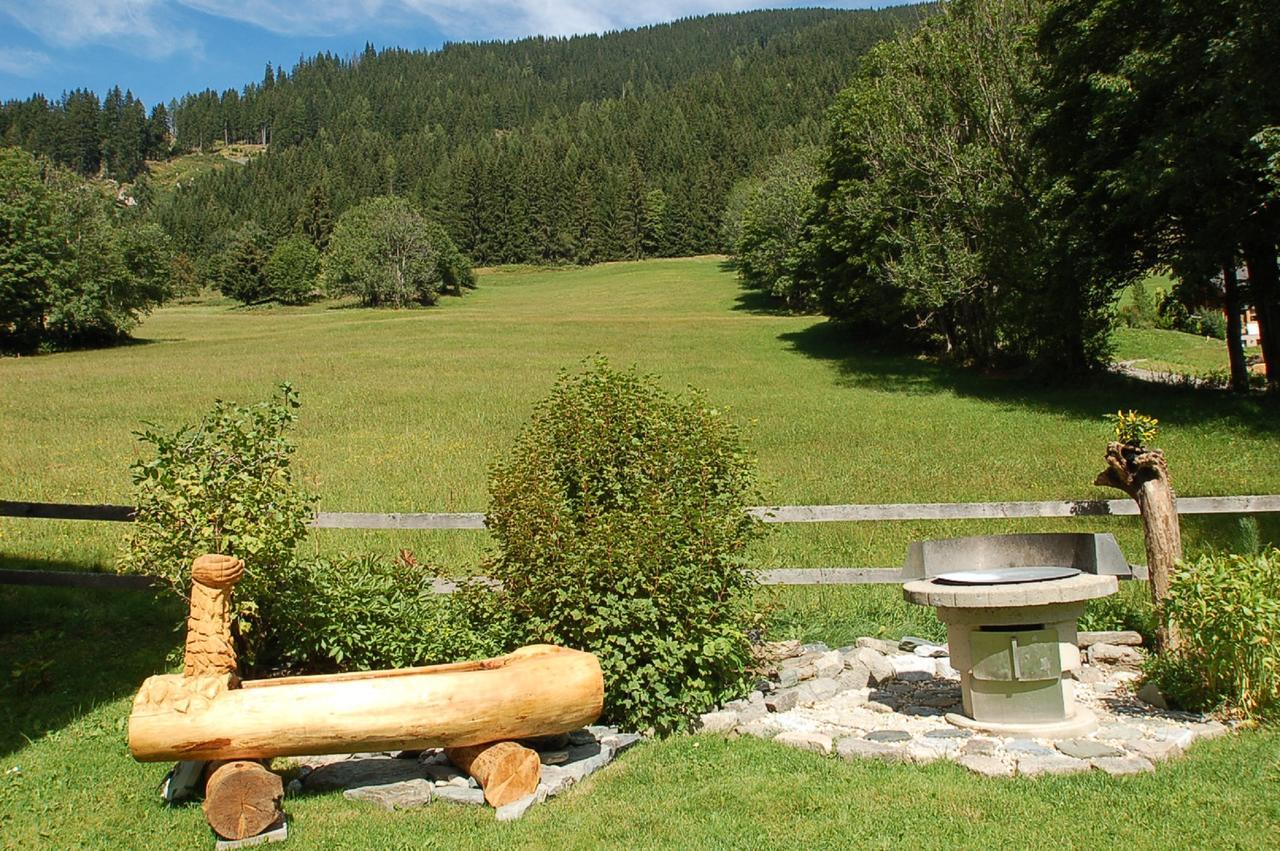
[562,744,614,782]
[1004,739,1054,756]
[537,764,574,797]
[1097,724,1146,742]
[539,749,569,765]
[586,725,616,739]
[765,688,799,713]
[162,760,206,803]
[955,753,1013,777]
[737,717,782,740]
[567,729,597,746]
[698,710,738,733]
[342,779,434,811]
[1016,755,1090,777]
[214,817,287,849]
[1072,666,1104,684]
[303,756,427,792]
[1092,755,1155,775]
[924,728,971,739]
[775,667,801,689]
[496,788,548,821]
[865,730,911,743]
[424,763,464,783]
[1126,739,1181,762]
[774,731,833,755]
[1077,630,1143,648]
[837,663,871,691]
[856,637,900,654]
[435,785,486,806]
[1154,727,1196,749]
[599,732,642,753]
[836,737,908,762]
[902,705,946,717]
[814,651,845,679]
[1188,720,1229,740]
[961,737,1001,756]
[522,733,570,750]
[798,677,840,703]
[800,642,830,654]
[891,654,937,678]
[1089,643,1144,666]
[1056,739,1124,760]
[735,703,768,724]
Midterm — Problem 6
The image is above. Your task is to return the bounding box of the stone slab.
[1055,739,1124,760]
[434,785,486,805]
[214,817,287,850]
[836,737,909,762]
[865,730,911,743]
[1077,630,1143,648]
[774,731,833,755]
[765,689,799,714]
[1091,755,1155,776]
[955,753,1014,777]
[698,710,739,733]
[1016,755,1091,777]
[496,788,548,821]
[342,779,434,811]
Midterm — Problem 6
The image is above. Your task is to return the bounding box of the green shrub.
[265,234,321,304]
[1192,310,1227,340]
[119,384,316,674]
[1109,409,1159,447]
[486,360,764,734]
[1078,582,1154,637]
[1149,548,1280,719]
[276,555,516,672]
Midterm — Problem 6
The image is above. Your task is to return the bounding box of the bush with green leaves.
[322,196,473,307]
[119,384,316,674]
[265,233,321,305]
[275,555,516,673]
[1109,409,1159,447]
[486,360,764,734]
[1147,548,1280,719]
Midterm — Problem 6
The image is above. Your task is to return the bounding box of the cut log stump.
[203,760,283,841]
[445,741,541,807]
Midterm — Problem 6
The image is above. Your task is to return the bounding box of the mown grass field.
[2,257,1279,847]
[3,257,1278,578]
[1113,326,1262,380]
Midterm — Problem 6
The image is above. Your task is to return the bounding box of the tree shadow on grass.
[778,320,1280,435]
[0,554,181,757]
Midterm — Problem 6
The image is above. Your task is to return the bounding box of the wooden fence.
[3,495,1278,592]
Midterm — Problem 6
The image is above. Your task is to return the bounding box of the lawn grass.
[3,258,1279,847]
[2,583,1277,849]
[1112,326,1261,380]
[3,257,1278,578]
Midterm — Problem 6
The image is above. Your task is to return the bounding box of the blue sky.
[0,1,900,109]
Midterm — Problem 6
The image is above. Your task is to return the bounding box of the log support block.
[446,741,541,808]
[203,761,284,841]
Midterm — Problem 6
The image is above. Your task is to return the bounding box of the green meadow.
[3,257,1277,577]
[3,257,1279,847]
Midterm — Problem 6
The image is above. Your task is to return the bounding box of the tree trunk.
[1243,241,1280,393]
[445,741,541,807]
[203,760,283,840]
[1094,442,1182,651]
[1222,263,1249,392]
[129,644,604,762]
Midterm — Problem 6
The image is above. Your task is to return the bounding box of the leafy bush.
[1192,310,1227,340]
[486,360,763,734]
[119,384,317,674]
[276,555,515,672]
[323,196,473,307]
[1148,548,1280,719]
[217,222,272,305]
[1078,582,1154,637]
[265,234,321,305]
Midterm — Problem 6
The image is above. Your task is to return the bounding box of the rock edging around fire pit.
[698,638,1231,778]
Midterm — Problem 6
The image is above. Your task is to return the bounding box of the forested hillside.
[153,7,924,268]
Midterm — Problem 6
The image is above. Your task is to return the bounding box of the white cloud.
[177,1,836,40]
[0,46,51,78]
[0,1,201,59]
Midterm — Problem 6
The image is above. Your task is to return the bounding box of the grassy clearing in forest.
[3,256,1277,577]
[3,258,1279,847]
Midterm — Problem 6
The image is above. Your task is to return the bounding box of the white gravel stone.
[815,651,845,679]
[774,731,833,755]
[698,710,738,733]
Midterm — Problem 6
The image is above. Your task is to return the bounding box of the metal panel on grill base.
[968,628,1066,723]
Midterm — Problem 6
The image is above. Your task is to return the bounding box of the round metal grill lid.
[933,566,1081,585]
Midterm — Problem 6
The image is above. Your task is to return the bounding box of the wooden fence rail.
[5,494,1280,529]
[2,494,1275,591]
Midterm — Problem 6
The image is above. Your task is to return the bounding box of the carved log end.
[192,554,245,589]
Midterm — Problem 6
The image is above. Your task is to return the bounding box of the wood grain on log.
[445,741,541,807]
[203,760,282,840]
[129,644,604,762]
